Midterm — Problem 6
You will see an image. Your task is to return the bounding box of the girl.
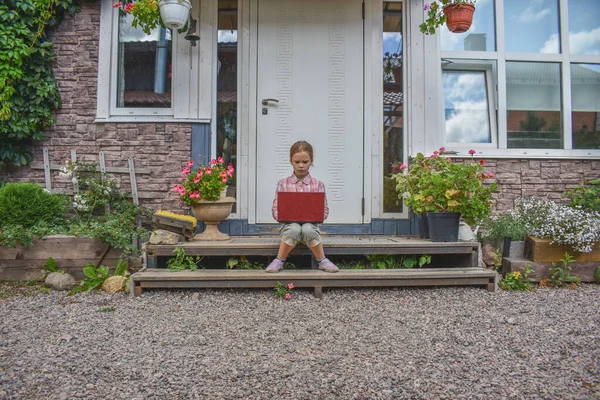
[266,141,339,273]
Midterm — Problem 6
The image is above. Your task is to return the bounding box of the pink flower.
[427,165,432,170]
[399,163,408,170]
[482,173,488,179]
[288,283,294,289]
[193,176,200,184]
[430,154,438,159]
[439,146,446,152]
[217,157,224,164]
[221,178,228,183]
[125,2,134,13]
[221,171,227,178]
[206,168,212,175]
[480,159,485,165]
[210,159,217,165]
[488,172,496,178]
[186,160,194,167]
[227,171,233,178]
[112,1,123,7]
[447,158,452,161]
[432,150,439,156]
[424,3,431,11]
[468,149,476,155]
[182,167,190,176]
[285,293,291,300]
[197,170,204,177]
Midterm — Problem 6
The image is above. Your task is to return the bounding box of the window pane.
[568,0,600,55]
[383,1,403,213]
[441,0,496,51]
[218,0,238,203]
[443,61,495,143]
[504,0,560,53]
[572,64,600,149]
[507,62,562,149]
[117,13,172,108]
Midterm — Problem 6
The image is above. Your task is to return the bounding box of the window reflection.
[218,0,238,203]
[382,1,403,214]
[117,12,172,108]
[568,0,600,55]
[572,64,600,149]
[442,60,495,143]
[504,0,560,53]
[441,0,495,51]
[507,62,562,149]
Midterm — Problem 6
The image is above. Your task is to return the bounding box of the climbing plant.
[0,0,80,170]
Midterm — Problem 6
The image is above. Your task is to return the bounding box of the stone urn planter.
[159,0,192,30]
[191,197,235,241]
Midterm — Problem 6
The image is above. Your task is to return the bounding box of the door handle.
[261,98,280,106]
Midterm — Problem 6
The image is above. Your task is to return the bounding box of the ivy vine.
[0,0,80,170]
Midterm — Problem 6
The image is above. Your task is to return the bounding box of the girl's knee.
[281,223,302,241]
[301,223,321,241]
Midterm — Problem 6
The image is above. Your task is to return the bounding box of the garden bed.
[525,236,600,263]
[502,257,598,283]
[0,235,123,281]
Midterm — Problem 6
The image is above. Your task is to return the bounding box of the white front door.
[255,0,365,224]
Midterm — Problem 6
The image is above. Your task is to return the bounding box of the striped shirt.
[271,173,329,221]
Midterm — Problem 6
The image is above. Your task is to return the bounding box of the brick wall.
[6,2,190,211]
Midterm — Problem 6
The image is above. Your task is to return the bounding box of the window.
[442,60,497,145]
[97,0,211,121]
[382,0,404,214]
[437,0,600,155]
[217,0,238,203]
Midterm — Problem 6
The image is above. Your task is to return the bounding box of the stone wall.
[5,2,190,211]
[482,159,600,212]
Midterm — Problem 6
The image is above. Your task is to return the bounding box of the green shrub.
[0,182,67,228]
[565,179,600,212]
[595,266,600,283]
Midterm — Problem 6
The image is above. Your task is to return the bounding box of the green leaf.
[82,264,97,279]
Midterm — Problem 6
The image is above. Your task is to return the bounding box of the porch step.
[147,235,480,268]
[131,268,499,298]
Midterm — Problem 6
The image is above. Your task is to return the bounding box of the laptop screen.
[277,192,325,223]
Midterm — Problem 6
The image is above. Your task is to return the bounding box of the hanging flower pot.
[443,3,475,33]
[158,0,191,30]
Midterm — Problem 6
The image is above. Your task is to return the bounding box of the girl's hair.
[289,141,314,161]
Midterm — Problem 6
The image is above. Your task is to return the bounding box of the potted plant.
[393,148,497,242]
[420,0,476,35]
[478,212,530,258]
[173,157,235,241]
[113,0,191,35]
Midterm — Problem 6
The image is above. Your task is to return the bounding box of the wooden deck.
[131,268,498,297]
[147,235,480,268]
[137,235,494,297]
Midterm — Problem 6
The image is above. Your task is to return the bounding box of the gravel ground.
[1,284,599,400]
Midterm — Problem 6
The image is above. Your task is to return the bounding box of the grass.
[0,281,52,299]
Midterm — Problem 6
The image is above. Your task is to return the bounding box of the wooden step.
[131,268,499,298]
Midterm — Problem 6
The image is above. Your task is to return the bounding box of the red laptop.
[277,192,326,223]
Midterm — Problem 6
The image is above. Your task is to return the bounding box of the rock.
[482,244,498,268]
[102,276,127,293]
[148,229,181,245]
[45,272,76,291]
[458,222,475,241]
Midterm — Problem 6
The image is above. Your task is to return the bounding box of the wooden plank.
[71,150,79,194]
[30,162,152,174]
[128,158,139,205]
[525,236,600,262]
[0,238,122,260]
[504,257,598,282]
[43,147,52,192]
[133,268,497,281]
[0,260,122,281]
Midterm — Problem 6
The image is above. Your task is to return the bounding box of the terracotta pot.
[191,197,235,241]
[159,0,191,30]
[443,3,475,33]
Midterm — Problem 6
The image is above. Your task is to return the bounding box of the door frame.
[240,0,374,224]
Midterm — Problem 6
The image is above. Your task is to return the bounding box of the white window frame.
[441,62,499,149]
[422,0,600,159]
[96,0,214,123]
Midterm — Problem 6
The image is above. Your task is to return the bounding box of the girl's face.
[290,151,313,179]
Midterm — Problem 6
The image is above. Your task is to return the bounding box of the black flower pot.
[418,214,430,239]
[427,212,460,242]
